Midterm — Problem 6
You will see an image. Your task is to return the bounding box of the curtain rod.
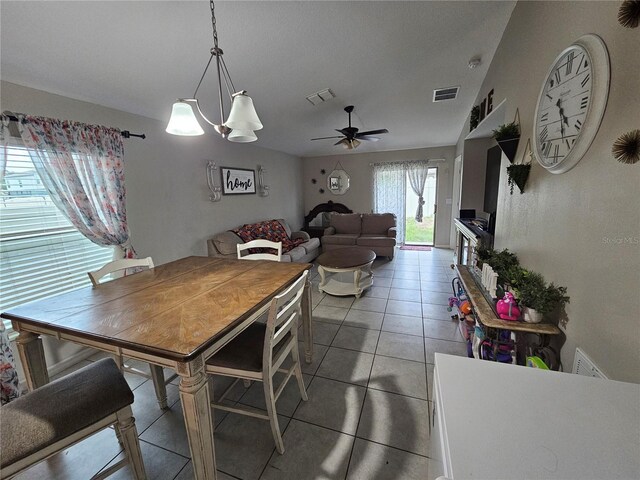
[2,114,146,139]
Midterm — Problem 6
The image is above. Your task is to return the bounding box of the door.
[449,155,463,249]
[405,167,437,245]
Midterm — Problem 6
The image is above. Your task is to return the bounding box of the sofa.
[207,219,320,263]
[322,213,397,259]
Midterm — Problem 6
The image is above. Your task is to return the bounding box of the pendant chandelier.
[166,0,262,142]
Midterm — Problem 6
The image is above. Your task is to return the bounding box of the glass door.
[405,167,437,245]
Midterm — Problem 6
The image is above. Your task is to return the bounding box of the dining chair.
[237,239,283,261]
[205,270,309,454]
[87,257,177,409]
[0,358,146,479]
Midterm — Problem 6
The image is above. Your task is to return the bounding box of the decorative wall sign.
[612,129,640,164]
[221,167,256,195]
[618,0,640,28]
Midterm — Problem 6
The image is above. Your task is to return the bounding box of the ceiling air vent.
[433,86,459,102]
[306,88,336,106]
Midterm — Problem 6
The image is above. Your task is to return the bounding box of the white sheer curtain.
[373,162,406,245]
[406,161,430,222]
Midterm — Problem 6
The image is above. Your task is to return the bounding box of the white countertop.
[434,353,640,479]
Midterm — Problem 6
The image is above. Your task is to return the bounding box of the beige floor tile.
[423,318,464,342]
[381,314,423,337]
[356,389,430,456]
[293,376,366,435]
[346,438,429,480]
[100,439,188,480]
[424,337,469,363]
[386,299,422,317]
[376,332,425,362]
[388,288,422,303]
[422,302,454,321]
[351,296,388,313]
[343,309,384,330]
[261,420,354,480]
[312,304,349,324]
[369,356,427,399]
[316,347,374,387]
[319,294,355,309]
[331,324,381,353]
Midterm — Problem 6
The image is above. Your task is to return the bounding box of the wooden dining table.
[1,256,314,480]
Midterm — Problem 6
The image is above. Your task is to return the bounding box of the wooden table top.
[455,265,561,335]
[2,257,311,361]
[317,247,376,269]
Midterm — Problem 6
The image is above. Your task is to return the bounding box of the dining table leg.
[14,330,49,391]
[150,364,169,409]
[177,356,217,479]
[302,275,314,364]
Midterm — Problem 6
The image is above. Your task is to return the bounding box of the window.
[0,144,114,328]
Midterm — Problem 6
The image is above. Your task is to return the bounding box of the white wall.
[1,81,304,375]
[455,1,640,382]
[303,146,457,247]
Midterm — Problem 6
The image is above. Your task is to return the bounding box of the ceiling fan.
[311,105,389,150]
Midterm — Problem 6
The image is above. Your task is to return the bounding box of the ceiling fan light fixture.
[228,128,258,143]
[166,101,205,136]
[226,92,263,132]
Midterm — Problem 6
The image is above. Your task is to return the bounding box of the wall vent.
[572,347,607,379]
[433,86,459,102]
[306,88,335,106]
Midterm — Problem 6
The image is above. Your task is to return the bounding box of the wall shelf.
[465,98,507,140]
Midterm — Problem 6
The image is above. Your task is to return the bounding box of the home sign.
[221,167,256,195]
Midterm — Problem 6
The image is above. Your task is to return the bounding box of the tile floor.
[16,248,470,480]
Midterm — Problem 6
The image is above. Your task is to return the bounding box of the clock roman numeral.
[565,139,571,150]
[540,112,549,123]
[553,144,560,163]
[565,52,574,75]
[544,141,552,157]
[575,119,582,130]
[540,125,549,143]
[580,96,589,109]
[554,69,562,85]
[581,74,590,88]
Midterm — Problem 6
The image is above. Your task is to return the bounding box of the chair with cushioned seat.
[0,358,146,479]
[88,257,177,410]
[205,271,309,454]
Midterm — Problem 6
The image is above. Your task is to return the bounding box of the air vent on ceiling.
[306,88,336,106]
[433,86,459,102]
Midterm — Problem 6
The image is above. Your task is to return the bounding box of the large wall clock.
[532,34,610,174]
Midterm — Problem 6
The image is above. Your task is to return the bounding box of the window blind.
[0,144,114,330]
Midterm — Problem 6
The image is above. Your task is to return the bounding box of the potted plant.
[470,105,480,131]
[492,122,520,163]
[485,248,520,287]
[516,271,570,323]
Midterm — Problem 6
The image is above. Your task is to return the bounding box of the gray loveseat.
[322,213,397,259]
[207,219,320,263]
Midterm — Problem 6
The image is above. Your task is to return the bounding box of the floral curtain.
[16,114,136,258]
[0,121,21,404]
[373,162,406,245]
[406,161,430,222]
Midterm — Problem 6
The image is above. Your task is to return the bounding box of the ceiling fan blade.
[311,135,344,141]
[356,129,389,137]
[358,136,380,142]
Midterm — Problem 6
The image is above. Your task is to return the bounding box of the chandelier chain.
[210,0,219,48]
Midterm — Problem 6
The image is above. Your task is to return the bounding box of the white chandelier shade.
[166,102,205,136]
[226,93,263,132]
[228,128,258,143]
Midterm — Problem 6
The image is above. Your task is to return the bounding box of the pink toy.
[496,292,521,321]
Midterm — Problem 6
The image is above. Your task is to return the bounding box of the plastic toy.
[496,292,521,321]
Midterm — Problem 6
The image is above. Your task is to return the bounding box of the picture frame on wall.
[221,167,256,195]
[329,176,340,190]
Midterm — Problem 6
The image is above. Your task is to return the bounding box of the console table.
[454,218,492,266]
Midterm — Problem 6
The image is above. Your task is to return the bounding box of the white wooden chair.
[205,270,309,454]
[87,257,155,286]
[87,257,177,409]
[237,239,283,261]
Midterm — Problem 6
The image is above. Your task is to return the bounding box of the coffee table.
[317,247,376,298]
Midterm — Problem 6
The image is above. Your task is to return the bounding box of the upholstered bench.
[0,358,146,479]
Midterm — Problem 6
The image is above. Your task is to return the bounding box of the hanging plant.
[506,138,532,194]
[492,109,521,163]
[612,129,640,164]
[618,0,640,28]
[470,105,480,131]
